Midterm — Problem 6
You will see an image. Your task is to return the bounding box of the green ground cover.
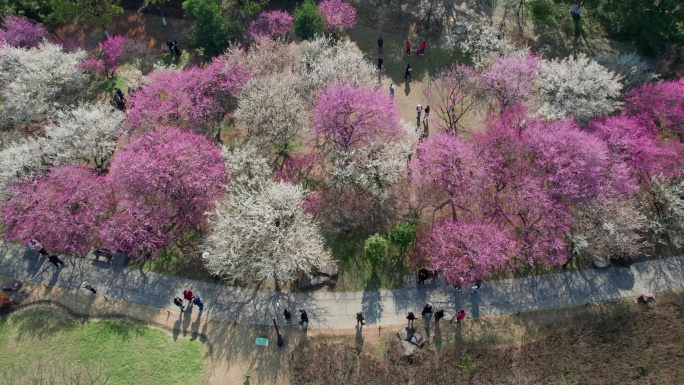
[0,307,206,384]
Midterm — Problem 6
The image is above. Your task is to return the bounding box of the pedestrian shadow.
[404,79,411,96]
[433,321,442,348]
[23,251,44,276]
[172,311,182,341]
[355,326,364,354]
[470,293,480,319]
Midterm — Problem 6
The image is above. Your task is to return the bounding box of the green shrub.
[364,233,388,266]
[294,0,324,40]
[183,0,237,58]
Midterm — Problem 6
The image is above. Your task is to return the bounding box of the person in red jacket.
[419,41,427,56]
[405,41,412,55]
[183,289,194,306]
[456,309,467,323]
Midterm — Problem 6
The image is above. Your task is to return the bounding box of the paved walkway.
[2,241,683,328]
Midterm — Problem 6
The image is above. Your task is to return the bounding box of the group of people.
[173,289,204,312]
[406,303,467,327]
[165,40,182,58]
[378,35,429,103]
[27,239,65,269]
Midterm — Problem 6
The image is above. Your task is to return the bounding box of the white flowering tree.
[329,122,417,196]
[0,43,88,127]
[445,19,517,68]
[642,177,684,248]
[44,103,125,169]
[203,179,332,283]
[236,74,310,164]
[536,54,623,122]
[570,196,647,261]
[296,36,376,95]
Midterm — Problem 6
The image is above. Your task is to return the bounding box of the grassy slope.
[0,307,206,384]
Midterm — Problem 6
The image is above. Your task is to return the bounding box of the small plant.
[457,354,477,374]
[389,221,417,257]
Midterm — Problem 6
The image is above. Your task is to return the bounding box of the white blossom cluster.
[0,42,88,127]
[203,178,331,283]
[643,177,684,248]
[536,54,623,122]
[236,74,310,156]
[570,196,647,260]
[445,19,517,68]
[296,36,376,95]
[0,103,124,190]
[594,52,656,92]
[329,122,417,197]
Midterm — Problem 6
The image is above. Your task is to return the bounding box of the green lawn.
[0,307,206,385]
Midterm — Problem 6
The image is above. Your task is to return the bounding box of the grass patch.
[0,307,206,385]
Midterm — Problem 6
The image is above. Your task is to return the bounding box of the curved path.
[2,241,683,328]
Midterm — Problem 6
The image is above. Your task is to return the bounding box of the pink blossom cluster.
[318,0,357,33]
[76,35,125,76]
[313,83,403,151]
[0,128,229,259]
[127,56,250,129]
[0,15,47,49]
[410,90,684,284]
[245,10,294,40]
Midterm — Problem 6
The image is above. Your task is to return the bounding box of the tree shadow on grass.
[11,307,78,341]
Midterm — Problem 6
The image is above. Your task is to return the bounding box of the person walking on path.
[377,57,383,71]
[47,254,65,269]
[283,308,292,322]
[299,309,309,326]
[456,309,467,323]
[173,296,185,311]
[419,41,427,56]
[28,239,49,257]
[389,84,395,99]
[406,311,417,328]
[192,295,204,312]
[405,41,412,55]
[423,105,430,123]
[416,104,423,122]
[356,312,366,327]
[470,280,482,296]
[378,36,383,53]
[435,309,445,323]
[421,302,433,317]
[404,63,412,80]
[183,289,195,306]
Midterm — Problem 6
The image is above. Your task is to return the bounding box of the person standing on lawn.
[456,309,467,323]
[405,41,412,55]
[404,63,412,80]
[378,36,383,53]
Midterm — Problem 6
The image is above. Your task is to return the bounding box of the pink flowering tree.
[624,77,684,137]
[100,127,228,259]
[313,83,404,152]
[0,16,47,49]
[0,165,114,256]
[77,35,125,78]
[417,220,516,285]
[524,118,615,203]
[589,114,683,183]
[481,54,539,110]
[245,10,294,40]
[423,63,479,135]
[318,0,356,34]
[127,56,249,139]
